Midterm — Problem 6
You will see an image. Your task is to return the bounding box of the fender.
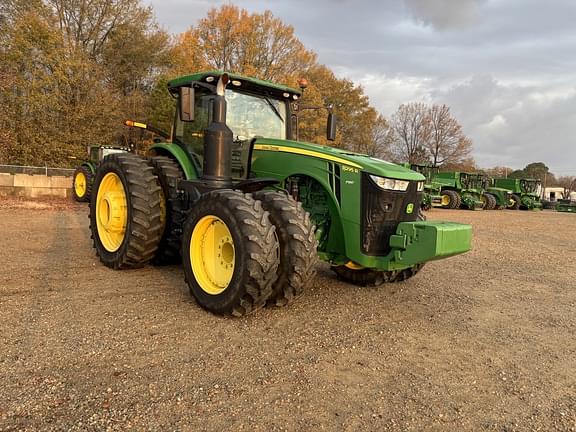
[81,162,96,175]
[149,143,199,180]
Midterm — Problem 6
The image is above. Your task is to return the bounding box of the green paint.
[155,70,472,272]
[149,142,199,180]
[433,171,486,210]
[493,178,542,209]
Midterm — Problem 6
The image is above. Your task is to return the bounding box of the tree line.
[0,0,477,171]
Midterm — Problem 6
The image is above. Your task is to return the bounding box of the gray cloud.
[403,0,483,30]
[149,0,576,175]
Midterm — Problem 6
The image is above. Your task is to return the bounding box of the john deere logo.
[406,203,414,214]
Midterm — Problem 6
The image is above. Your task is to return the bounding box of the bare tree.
[427,104,472,166]
[388,102,474,166]
[388,102,430,163]
[556,176,576,199]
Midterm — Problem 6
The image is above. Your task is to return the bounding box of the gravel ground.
[0,202,575,431]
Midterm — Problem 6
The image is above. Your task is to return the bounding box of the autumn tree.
[185,5,316,83]
[0,0,171,166]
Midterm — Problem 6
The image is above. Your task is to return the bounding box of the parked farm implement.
[492,178,542,210]
[433,171,486,210]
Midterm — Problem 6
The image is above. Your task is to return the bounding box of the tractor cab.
[460,173,487,191]
[166,71,336,181]
[520,179,542,196]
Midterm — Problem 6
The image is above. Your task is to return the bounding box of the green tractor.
[433,171,486,210]
[72,145,131,202]
[88,71,472,316]
[492,178,543,210]
[481,176,513,210]
[72,121,167,202]
[406,164,443,210]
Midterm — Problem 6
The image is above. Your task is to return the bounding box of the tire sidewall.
[89,156,133,267]
[182,193,251,314]
[73,166,91,202]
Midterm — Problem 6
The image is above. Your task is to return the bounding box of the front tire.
[509,194,521,210]
[333,264,424,287]
[441,190,461,209]
[182,190,279,316]
[89,154,163,269]
[253,191,318,307]
[72,166,92,202]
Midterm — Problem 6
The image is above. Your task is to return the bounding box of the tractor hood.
[253,138,425,182]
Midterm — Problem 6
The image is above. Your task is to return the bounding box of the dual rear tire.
[482,193,497,210]
[90,157,317,316]
[182,190,318,316]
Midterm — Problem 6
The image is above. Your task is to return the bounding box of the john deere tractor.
[433,171,486,210]
[480,175,513,210]
[88,71,472,316]
[72,146,131,202]
[406,164,443,210]
[492,178,542,210]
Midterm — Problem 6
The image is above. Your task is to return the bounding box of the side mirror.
[179,86,194,122]
[327,113,337,141]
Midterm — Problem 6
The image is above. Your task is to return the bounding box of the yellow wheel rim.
[74,172,87,197]
[96,172,127,252]
[190,215,235,295]
[441,194,451,206]
[345,260,364,270]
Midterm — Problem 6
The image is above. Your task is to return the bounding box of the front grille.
[361,173,422,256]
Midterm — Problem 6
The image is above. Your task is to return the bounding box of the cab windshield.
[226,90,286,140]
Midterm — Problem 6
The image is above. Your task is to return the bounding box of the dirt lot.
[0,201,575,431]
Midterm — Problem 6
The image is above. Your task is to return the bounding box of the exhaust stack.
[202,74,233,188]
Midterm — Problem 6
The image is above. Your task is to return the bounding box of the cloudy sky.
[149,0,576,175]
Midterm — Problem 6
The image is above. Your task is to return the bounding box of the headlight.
[369,175,409,191]
[417,181,424,192]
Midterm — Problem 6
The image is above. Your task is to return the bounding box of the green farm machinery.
[87,71,472,316]
[483,177,513,210]
[492,178,543,210]
[433,171,486,210]
[72,146,131,202]
[407,164,443,210]
[556,200,576,213]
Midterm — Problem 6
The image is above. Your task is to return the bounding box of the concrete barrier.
[0,173,72,199]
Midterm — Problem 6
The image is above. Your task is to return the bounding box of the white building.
[543,187,576,201]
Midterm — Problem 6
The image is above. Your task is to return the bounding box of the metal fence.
[0,164,75,177]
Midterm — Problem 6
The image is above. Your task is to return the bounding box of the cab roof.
[167,71,302,99]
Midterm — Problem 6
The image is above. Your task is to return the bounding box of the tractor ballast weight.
[492,178,543,210]
[87,70,472,316]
